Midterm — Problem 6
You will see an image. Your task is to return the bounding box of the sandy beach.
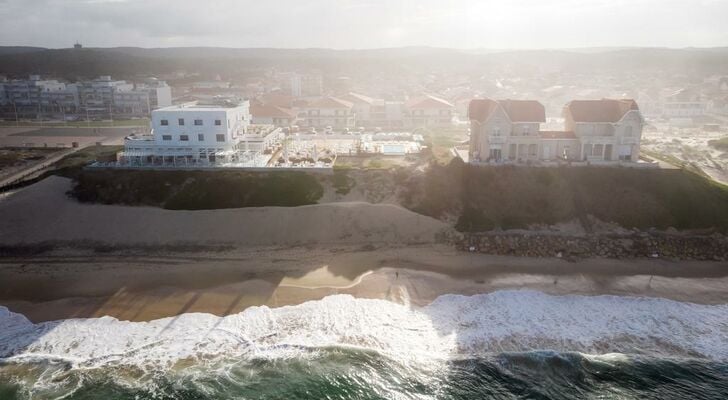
[1,176,727,323]
[2,244,728,323]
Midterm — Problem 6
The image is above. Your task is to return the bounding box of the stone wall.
[460,231,728,261]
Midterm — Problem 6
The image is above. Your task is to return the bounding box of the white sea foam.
[1,290,727,370]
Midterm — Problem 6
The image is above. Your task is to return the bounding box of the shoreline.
[2,244,727,323]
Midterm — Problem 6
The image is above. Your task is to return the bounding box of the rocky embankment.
[460,231,728,261]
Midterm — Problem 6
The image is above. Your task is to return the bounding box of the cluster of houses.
[637,77,728,122]
[250,93,456,130]
[468,98,644,165]
[113,94,646,169]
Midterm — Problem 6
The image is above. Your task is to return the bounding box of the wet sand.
[2,244,727,323]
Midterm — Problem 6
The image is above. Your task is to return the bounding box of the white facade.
[151,102,250,151]
[662,101,706,118]
[118,101,287,167]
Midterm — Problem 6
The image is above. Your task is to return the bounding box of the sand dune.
[0,176,450,246]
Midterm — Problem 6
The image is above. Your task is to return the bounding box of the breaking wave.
[1,290,728,399]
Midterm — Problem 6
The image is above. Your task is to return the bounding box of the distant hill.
[0,46,46,56]
[1,46,728,79]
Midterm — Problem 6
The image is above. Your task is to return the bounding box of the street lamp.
[11,101,19,127]
[55,100,67,126]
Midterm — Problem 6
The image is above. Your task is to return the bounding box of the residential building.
[339,92,406,128]
[1,75,79,113]
[0,75,171,117]
[2,75,66,106]
[564,99,643,162]
[78,76,134,110]
[468,98,644,164]
[112,78,172,115]
[661,88,706,118]
[300,96,355,129]
[404,95,455,128]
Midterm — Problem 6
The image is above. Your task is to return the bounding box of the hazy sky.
[1,0,727,49]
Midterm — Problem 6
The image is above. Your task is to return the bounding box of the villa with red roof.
[468,98,644,164]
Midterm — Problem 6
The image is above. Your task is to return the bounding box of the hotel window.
[216,134,225,142]
[523,125,530,136]
[180,135,189,141]
[194,119,203,126]
[198,134,205,141]
[492,127,501,136]
[178,118,185,126]
[215,119,222,126]
[162,135,172,141]
[160,119,168,126]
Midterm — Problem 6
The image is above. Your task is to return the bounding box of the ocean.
[1,290,727,399]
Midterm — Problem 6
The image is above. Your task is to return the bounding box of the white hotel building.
[118,100,283,167]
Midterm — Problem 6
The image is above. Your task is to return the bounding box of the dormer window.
[492,127,501,136]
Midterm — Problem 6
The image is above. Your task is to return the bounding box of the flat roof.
[156,102,247,112]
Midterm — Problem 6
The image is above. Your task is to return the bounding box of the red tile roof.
[406,95,455,109]
[340,92,377,105]
[565,99,639,123]
[540,131,577,139]
[498,99,546,122]
[468,98,499,123]
[306,96,354,109]
[251,104,296,119]
[260,93,294,108]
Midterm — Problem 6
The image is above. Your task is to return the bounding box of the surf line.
[278,270,374,290]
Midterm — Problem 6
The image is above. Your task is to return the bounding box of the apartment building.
[0,75,171,117]
[661,88,706,118]
[404,95,455,128]
[339,92,406,129]
[469,98,644,164]
[300,96,355,129]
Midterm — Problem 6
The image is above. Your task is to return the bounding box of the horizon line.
[2,44,728,52]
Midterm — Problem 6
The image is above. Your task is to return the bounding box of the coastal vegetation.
[47,146,728,232]
[708,136,728,151]
[401,159,728,232]
[70,169,324,210]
